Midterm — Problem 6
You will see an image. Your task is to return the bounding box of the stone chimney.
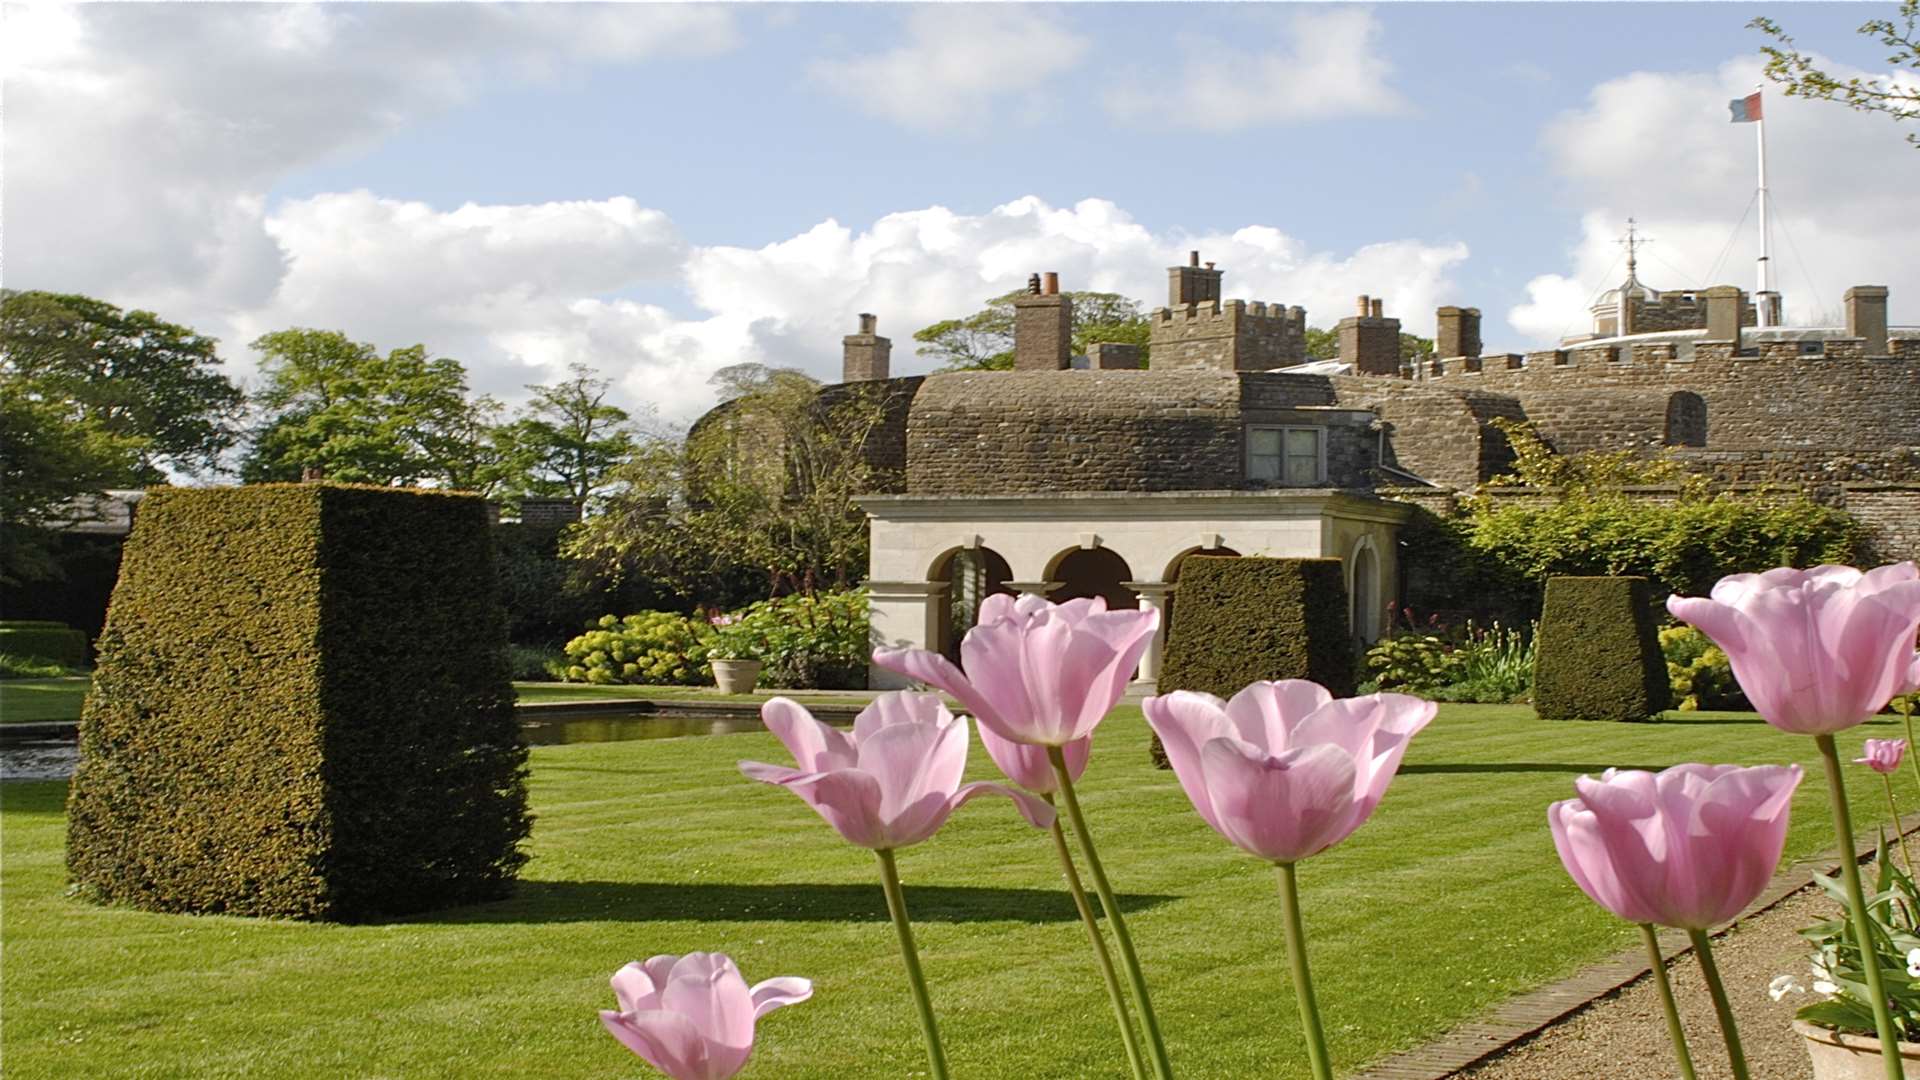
[1168,250,1224,307]
[1013,271,1072,370]
[1087,342,1142,369]
[1703,285,1745,343]
[1436,306,1482,359]
[1338,294,1402,376]
[841,312,891,382]
[1845,285,1890,355]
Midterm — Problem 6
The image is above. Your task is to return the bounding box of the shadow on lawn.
[1402,762,1667,775]
[406,880,1178,926]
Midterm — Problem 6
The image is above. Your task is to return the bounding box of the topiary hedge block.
[66,484,531,921]
[1152,557,1355,765]
[1532,576,1673,722]
[0,621,88,667]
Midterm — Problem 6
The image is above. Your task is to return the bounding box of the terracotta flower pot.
[711,659,763,695]
[1795,1019,1920,1079]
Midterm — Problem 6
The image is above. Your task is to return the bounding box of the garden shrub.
[0,620,87,668]
[1153,557,1352,765]
[1659,624,1748,711]
[726,590,870,690]
[1363,621,1535,704]
[0,652,74,679]
[1533,576,1672,722]
[66,484,531,921]
[563,611,713,686]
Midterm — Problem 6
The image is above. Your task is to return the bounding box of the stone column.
[1004,580,1062,598]
[1124,582,1176,689]
[865,580,949,689]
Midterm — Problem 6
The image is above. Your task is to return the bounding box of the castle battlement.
[1150,298,1307,329]
[1404,333,1918,381]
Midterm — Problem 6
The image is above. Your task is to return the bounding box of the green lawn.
[0,706,1903,1078]
[0,678,89,723]
[0,678,868,723]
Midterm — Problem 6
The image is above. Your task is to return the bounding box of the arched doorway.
[1046,547,1138,610]
[1349,538,1382,644]
[1664,392,1707,447]
[928,546,1013,662]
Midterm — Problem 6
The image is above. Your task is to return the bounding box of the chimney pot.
[858,312,877,335]
[1190,250,1200,267]
[1357,295,1371,317]
[1043,271,1059,296]
[1370,298,1384,319]
[1844,285,1890,355]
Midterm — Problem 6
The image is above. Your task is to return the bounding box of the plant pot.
[1795,1019,1920,1078]
[711,659,763,695]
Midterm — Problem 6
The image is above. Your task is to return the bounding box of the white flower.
[1769,974,1805,1001]
[1907,948,1920,979]
[1814,979,1840,995]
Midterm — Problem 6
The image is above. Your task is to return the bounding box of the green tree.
[0,381,144,584]
[0,290,245,480]
[913,290,1152,371]
[242,329,508,491]
[569,367,896,601]
[1753,1,1920,147]
[494,364,642,504]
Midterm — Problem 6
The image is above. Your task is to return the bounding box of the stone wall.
[1149,299,1307,372]
[819,376,924,494]
[1837,485,1920,564]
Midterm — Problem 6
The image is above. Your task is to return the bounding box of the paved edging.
[1351,814,1919,1080]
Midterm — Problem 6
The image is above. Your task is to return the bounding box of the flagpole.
[1755,83,1772,327]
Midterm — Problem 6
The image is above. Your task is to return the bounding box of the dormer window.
[1249,426,1325,485]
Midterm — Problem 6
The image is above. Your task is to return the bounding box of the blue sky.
[7,3,1915,421]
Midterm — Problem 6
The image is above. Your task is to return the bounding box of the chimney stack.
[1338,295,1402,376]
[1168,251,1225,307]
[1845,285,1890,355]
[1014,271,1073,370]
[841,312,892,381]
[1703,285,1746,343]
[1435,306,1483,359]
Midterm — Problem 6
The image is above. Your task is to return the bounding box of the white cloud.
[2,2,737,332]
[1509,55,1920,343]
[806,6,1089,133]
[1105,8,1406,130]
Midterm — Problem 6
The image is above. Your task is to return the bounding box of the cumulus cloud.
[806,6,1089,133]
[1508,54,1920,343]
[2,3,737,333]
[1105,7,1406,130]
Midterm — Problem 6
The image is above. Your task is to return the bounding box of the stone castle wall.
[1149,299,1307,372]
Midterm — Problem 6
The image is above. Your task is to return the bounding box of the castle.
[749,254,1919,688]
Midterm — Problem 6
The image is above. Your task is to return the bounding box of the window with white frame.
[1247,426,1324,485]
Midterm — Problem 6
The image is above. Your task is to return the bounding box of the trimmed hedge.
[1532,576,1673,722]
[1153,557,1354,765]
[0,621,88,667]
[66,484,531,921]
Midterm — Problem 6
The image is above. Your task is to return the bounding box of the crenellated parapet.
[1149,296,1309,372]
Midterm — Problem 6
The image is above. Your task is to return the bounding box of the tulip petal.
[740,762,889,849]
[977,721,1084,793]
[749,977,813,1019]
[852,691,949,743]
[856,713,966,822]
[1199,738,1359,862]
[601,1008,712,1080]
[1143,691,1234,834]
[871,646,1020,741]
[1224,680,1333,752]
[660,953,754,1074]
[611,958,668,1014]
[1549,799,1659,925]
[761,697,856,773]
[950,780,1058,831]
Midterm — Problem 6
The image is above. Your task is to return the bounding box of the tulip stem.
[1048,745,1176,1080]
[1640,924,1698,1080]
[1275,862,1335,1080]
[1046,802,1149,1080]
[1684,929,1748,1080]
[1884,773,1916,881]
[1817,733,1907,1080]
[875,848,951,1080]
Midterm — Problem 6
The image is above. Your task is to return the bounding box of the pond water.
[0,710,779,781]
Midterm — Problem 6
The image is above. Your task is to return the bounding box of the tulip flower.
[599,952,810,1080]
[1665,563,1920,737]
[874,594,1172,1080]
[1669,562,1920,1080]
[1144,681,1435,1080]
[872,593,1158,747]
[740,694,1052,1080]
[1548,763,1801,1080]
[1858,738,1907,776]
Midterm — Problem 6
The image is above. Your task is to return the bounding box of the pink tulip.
[873,593,1159,747]
[1548,763,1803,930]
[1665,563,1920,735]
[1857,738,1907,775]
[975,723,1090,794]
[1142,681,1436,863]
[599,952,811,1080]
[739,693,1054,849]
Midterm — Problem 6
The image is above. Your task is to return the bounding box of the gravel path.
[1460,887,1838,1079]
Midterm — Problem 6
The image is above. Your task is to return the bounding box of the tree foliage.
[0,290,244,480]
[568,366,895,602]
[242,329,508,492]
[1753,1,1920,148]
[493,363,642,505]
[0,381,145,585]
[913,290,1152,371]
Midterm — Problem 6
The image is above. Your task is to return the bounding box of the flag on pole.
[1728,91,1763,123]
